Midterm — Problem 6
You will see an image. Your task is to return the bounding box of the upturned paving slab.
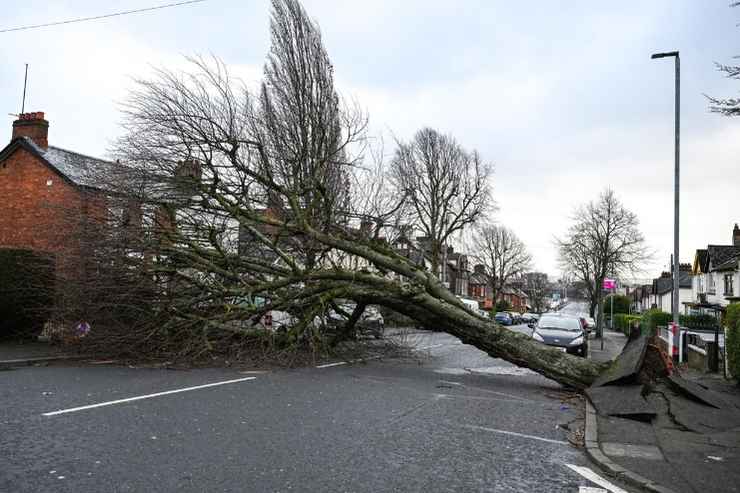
[586,328,740,493]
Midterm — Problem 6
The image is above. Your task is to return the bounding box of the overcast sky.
[1,1,738,279]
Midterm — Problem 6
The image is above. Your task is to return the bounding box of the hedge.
[601,294,631,315]
[0,249,55,340]
[680,314,719,330]
[725,304,740,382]
[613,314,642,335]
[640,309,672,336]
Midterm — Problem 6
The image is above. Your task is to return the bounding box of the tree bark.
[341,283,608,390]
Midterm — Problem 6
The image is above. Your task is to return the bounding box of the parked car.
[529,313,588,357]
[508,312,523,325]
[316,303,385,339]
[458,297,486,317]
[494,312,513,326]
[521,312,539,323]
[237,295,295,331]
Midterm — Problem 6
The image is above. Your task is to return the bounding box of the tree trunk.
[345,284,608,390]
[331,301,367,344]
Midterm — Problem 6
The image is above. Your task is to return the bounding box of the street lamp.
[651,50,680,356]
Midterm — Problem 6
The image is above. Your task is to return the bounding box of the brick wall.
[0,147,85,269]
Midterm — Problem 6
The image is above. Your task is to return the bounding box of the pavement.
[563,300,740,493]
[0,340,78,368]
[0,326,637,493]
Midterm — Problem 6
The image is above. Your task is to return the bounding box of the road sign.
[602,278,616,290]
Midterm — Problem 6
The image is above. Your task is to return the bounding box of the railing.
[657,325,724,373]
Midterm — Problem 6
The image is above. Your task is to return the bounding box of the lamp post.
[652,50,680,358]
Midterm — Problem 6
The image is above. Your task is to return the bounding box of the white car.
[457,297,486,317]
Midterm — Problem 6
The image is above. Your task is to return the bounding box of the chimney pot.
[734,223,740,247]
[12,112,49,149]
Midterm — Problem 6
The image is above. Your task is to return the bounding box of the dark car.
[530,313,588,357]
[494,312,513,326]
[319,303,385,339]
[507,312,523,325]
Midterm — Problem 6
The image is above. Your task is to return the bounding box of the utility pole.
[651,50,680,356]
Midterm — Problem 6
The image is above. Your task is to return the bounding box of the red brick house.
[0,112,111,273]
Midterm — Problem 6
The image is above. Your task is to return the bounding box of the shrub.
[602,294,631,315]
[0,249,55,340]
[724,304,740,382]
[613,313,642,335]
[640,309,672,336]
[679,313,719,330]
[495,300,512,312]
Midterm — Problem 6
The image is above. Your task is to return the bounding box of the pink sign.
[603,278,617,290]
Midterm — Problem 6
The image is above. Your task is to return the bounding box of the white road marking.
[462,424,568,445]
[466,366,535,376]
[565,464,629,493]
[42,377,257,416]
[579,487,607,493]
[315,361,347,368]
[316,355,383,369]
[437,380,463,386]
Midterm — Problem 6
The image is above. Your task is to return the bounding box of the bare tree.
[63,0,615,389]
[707,3,740,116]
[472,224,532,305]
[523,273,551,314]
[389,128,493,278]
[556,189,648,329]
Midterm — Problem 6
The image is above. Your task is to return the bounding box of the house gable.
[0,137,79,188]
[0,144,85,254]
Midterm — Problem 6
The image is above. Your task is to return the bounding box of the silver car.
[530,313,588,357]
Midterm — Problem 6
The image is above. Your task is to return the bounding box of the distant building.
[651,265,693,314]
[688,224,740,316]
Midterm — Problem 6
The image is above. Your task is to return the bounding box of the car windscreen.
[537,316,581,331]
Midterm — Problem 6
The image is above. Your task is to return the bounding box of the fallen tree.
[60,0,610,390]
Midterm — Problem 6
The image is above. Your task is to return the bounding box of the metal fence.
[658,325,725,373]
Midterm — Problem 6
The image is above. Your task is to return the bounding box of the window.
[724,274,734,297]
[707,274,716,295]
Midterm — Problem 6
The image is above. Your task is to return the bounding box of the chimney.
[12,112,49,149]
[734,223,740,247]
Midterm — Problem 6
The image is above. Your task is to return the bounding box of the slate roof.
[469,270,489,285]
[0,136,113,190]
[713,254,739,272]
[708,245,740,271]
[653,271,692,295]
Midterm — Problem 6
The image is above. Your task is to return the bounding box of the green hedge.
[640,309,672,336]
[495,300,512,312]
[602,294,632,315]
[680,314,719,330]
[613,314,642,335]
[725,304,740,382]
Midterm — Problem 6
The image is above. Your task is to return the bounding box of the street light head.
[651,51,679,59]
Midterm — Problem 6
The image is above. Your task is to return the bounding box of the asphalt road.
[1,328,634,493]
[558,301,590,317]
